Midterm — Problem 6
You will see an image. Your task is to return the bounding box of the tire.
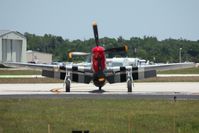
[65,80,70,92]
[127,79,132,92]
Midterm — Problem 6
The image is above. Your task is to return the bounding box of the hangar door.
[2,39,22,62]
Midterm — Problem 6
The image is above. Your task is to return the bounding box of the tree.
[25,32,199,62]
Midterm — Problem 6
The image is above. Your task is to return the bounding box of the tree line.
[24,32,199,63]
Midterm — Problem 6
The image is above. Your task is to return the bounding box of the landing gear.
[99,86,102,91]
[127,69,133,92]
[65,79,71,92]
[127,78,132,92]
[64,72,71,92]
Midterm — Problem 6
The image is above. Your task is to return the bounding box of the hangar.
[0,30,27,63]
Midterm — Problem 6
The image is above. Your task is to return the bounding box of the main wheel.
[65,80,70,92]
[127,79,132,92]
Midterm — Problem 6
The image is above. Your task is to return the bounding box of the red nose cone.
[92,46,106,72]
[92,46,104,53]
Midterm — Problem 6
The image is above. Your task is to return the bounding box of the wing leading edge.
[105,66,157,84]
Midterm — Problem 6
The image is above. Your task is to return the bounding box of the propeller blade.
[105,45,128,53]
[69,52,90,56]
[68,52,90,59]
[92,21,99,46]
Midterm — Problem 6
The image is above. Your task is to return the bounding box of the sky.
[0,0,199,41]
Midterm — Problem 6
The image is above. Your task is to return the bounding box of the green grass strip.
[0,99,198,133]
[158,67,199,74]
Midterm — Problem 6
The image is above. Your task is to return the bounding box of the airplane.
[5,21,195,92]
[106,57,147,67]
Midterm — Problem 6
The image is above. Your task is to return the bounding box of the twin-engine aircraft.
[5,22,195,92]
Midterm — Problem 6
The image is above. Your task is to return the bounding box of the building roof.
[0,30,10,36]
[0,30,26,39]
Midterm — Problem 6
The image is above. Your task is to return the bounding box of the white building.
[0,30,27,63]
[26,50,52,64]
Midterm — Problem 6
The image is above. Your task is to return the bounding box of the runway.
[0,82,199,99]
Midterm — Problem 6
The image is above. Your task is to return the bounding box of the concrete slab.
[0,82,199,95]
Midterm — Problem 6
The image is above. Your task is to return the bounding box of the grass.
[1,77,199,83]
[0,99,198,133]
[1,67,199,83]
[0,78,62,83]
[1,67,199,76]
[1,76,199,84]
[0,69,41,75]
[158,67,199,74]
[137,77,199,82]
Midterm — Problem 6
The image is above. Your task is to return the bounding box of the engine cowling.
[92,46,106,73]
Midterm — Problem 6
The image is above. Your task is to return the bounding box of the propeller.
[68,52,90,60]
[105,45,128,53]
[92,21,128,53]
[92,21,99,46]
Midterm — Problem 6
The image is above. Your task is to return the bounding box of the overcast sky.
[0,0,199,41]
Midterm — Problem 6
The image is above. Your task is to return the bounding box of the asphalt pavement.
[0,82,199,100]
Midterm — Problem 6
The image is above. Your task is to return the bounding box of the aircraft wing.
[42,65,93,84]
[64,65,93,83]
[105,66,132,83]
[4,62,93,84]
[4,62,60,71]
[104,65,156,84]
[142,62,195,71]
[105,62,195,83]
